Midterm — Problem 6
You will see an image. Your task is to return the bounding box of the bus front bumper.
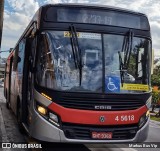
[30,108,149,143]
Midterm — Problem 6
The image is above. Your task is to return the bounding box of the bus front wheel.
[6,90,10,109]
[17,102,25,134]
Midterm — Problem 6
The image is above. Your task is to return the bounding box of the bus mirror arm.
[28,56,35,73]
[30,66,36,73]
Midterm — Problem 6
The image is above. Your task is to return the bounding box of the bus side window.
[18,39,26,73]
[36,34,54,88]
[25,37,35,70]
[31,38,36,65]
[12,46,19,71]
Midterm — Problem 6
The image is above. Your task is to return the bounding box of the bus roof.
[41,3,147,17]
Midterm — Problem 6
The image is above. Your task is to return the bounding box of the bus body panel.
[48,103,148,125]
[29,104,149,142]
[10,71,18,114]
[29,90,149,142]
[4,52,13,108]
[4,52,13,97]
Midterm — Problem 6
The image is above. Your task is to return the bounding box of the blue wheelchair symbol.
[105,76,120,93]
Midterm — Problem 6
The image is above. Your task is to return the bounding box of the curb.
[150,119,160,124]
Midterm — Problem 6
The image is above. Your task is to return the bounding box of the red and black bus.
[4,3,152,142]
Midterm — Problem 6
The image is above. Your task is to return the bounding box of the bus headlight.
[37,105,47,115]
[139,111,150,128]
[146,96,152,109]
[36,102,60,127]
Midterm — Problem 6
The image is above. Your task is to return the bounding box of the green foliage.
[151,75,160,86]
[150,115,160,122]
[151,65,160,87]
[152,90,160,104]
[128,55,136,76]
[151,64,160,105]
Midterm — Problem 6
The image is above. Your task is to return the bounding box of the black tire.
[17,103,25,134]
[6,91,10,109]
[6,101,10,109]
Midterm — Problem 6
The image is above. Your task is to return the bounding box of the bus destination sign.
[45,7,149,30]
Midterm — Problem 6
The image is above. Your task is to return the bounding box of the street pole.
[0,0,4,51]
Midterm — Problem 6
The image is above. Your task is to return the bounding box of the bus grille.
[56,94,144,111]
[62,123,138,140]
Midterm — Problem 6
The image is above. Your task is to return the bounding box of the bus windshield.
[36,31,151,93]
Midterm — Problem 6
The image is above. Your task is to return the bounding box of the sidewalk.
[150,111,160,124]
[150,112,157,116]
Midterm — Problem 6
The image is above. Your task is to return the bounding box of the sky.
[1,0,160,58]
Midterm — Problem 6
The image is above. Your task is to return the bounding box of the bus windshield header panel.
[45,7,149,30]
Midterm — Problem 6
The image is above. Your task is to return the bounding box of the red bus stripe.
[48,103,147,125]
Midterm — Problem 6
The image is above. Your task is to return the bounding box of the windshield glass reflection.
[35,31,151,93]
[36,31,102,92]
[104,34,151,93]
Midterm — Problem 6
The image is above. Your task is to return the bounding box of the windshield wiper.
[118,51,125,87]
[119,30,133,86]
[70,25,83,86]
[124,30,133,69]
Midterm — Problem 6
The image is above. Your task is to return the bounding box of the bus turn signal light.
[41,93,52,101]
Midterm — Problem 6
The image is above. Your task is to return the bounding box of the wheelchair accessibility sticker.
[105,76,120,93]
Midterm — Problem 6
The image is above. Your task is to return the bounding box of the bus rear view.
[5,4,152,143]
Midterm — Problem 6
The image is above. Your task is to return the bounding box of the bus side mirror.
[30,66,36,73]
[137,48,144,78]
[18,56,21,63]
[29,56,36,73]
[151,49,154,75]
[9,48,13,53]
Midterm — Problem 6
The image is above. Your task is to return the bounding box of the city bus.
[4,3,152,143]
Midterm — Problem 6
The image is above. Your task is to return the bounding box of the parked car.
[0,78,4,87]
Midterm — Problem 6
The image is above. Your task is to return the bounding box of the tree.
[151,64,160,114]
[151,90,160,112]
[151,65,160,86]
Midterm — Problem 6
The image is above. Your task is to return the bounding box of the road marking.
[0,106,11,151]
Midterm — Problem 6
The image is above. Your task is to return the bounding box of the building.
[0,57,6,78]
[0,0,4,49]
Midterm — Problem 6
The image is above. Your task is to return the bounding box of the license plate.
[91,132,112,139]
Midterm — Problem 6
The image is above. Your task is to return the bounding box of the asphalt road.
[0,87,160,151]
